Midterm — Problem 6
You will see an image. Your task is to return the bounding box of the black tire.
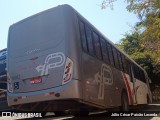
[72,110,89,117]
[147,95,150,104]
[121,92,129,111]
[143,95,150,109]
[41,112,47,117]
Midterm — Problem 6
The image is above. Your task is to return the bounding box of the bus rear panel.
[7,5,83,111]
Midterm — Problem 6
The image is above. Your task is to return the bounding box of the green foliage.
[118,25,160,83]
[101,0,160,83]
[126,0,160,20]
[118,28,143,54]
[142,13,160,51]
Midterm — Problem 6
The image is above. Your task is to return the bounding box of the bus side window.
[139,69,146,83]
[122,55,127,73]
[79,21,88,52]
[113,47,119,69]
[133,64,137,79]
[107,43,114,66]
[100,38,110,64]
[133,65,140,80]
[138,69,142,81]
[127,60,131,74]
[141,71,146,83]
[93,32,102,60]
[85,26,95,56]
[138,68,142,81]
[117,52,123,71]
[116,51,120,70]
[136,67,140,80]
[128,62,134,82]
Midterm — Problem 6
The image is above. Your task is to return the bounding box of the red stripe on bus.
[121,72,133,104]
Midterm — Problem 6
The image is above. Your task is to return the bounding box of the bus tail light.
[45,92,55,96]
[30,77,42,84]
[62,57,73,85]
[7,73,13,93]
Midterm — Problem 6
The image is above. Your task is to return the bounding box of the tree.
[126,0,160,19]
[101,0,160,18]
[101,0,117,9]
[139,12,160,81]
[118,24,160,83]
[102,0,160,83]
[118,29,159,83]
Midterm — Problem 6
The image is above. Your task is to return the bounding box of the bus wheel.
[72,109,89,117]
[143,95,150,109]
[41,112,47,117]
[147,95,150,104]
[121,92,129,111]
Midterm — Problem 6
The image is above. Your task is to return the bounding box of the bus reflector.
[62,57,73,85]
[30,77,42,84]
[45,92,55,96]
[17,96,26,99]
[49,92,55,95]
[7,73,13,93]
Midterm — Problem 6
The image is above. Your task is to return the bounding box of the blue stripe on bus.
[7,80,72,97]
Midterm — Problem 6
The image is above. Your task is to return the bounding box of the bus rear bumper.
[7,80,81,108]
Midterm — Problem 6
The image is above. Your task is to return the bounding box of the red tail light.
[63,58,73,85]
[30,77,42,84]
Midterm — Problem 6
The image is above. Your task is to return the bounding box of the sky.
[0,0,139,50]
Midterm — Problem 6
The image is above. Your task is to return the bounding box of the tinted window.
[140,70,146,83]
[79,21,88,52]
[133,65,137,78]
[122,55,127,73]
[137,68,146,83]
[93,32,102,59]
[100,38,110,63]
[107,43,114,66]
[133,65,140,80]
[136,67,140,80]
[126,60,130,74]
[86,26,94,55]
[117,52,123,71]
[113,47,119,69]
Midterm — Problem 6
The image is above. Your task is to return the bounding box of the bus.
[0,49,7,85]
[7,4,152,114]
[0,48,13,111]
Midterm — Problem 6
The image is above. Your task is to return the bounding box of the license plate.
[30,77,42,84]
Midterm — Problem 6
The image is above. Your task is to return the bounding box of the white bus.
[7,4,152,115]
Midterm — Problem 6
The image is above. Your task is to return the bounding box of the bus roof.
[9,4,145,72]
[10,4,72,27]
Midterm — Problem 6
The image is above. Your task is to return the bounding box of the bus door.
[128,63,137,104]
